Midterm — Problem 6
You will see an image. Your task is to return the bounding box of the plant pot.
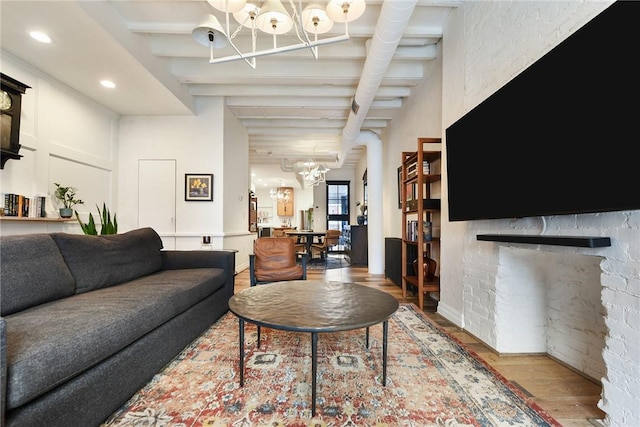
[59,208,73,218]
[357,215,366,225]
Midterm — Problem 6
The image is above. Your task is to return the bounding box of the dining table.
[284,230,326,257]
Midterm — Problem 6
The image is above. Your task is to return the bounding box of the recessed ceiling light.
[100,80,116,89]
[29,31,52,44]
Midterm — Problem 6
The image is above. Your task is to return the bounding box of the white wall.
[0,53,258,271]
[437,2,638,426]
[222,101,253,264]
[118,97,253,269]
[297,187,314,228]
[382,42,443,240]
[118,99,223,236]
[380,38,443,283]
[0,53,118,236]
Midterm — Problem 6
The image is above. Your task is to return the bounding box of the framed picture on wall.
[185,173,213,201]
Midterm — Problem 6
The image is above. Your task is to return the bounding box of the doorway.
[325,180,349,252]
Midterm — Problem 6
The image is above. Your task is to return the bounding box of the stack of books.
[2,193,48,218]
[423,161,430,175]
[406,220,433,242]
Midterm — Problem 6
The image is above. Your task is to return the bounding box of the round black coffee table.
[228,280,399,416]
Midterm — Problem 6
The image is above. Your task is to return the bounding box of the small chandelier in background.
[192,0,366,68]
[299,160,329,187]
[270,186,291,201]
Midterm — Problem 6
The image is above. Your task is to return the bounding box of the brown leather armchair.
[249,237,307,286]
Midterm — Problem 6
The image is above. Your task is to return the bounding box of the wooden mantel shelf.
[477,234,611,248]
[0,217,74,222]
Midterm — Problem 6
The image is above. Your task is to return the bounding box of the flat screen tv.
[445,1,640,222]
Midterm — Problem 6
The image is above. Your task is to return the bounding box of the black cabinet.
[344,225,367,265]
[385,237,402,286]
[386,237,418,288]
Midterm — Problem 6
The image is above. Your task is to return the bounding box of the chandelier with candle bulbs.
[270,186,291,201]
[299,160,330,187]
[192,0,366,68]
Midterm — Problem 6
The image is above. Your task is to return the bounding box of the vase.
[357,215,365,225]
[412,255,437,281]
[59,208,73,218]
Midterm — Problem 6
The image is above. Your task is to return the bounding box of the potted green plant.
[306,207,314,230]
[75,203,118,235]
[53,183,84,218]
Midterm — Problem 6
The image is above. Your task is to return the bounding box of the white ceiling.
[0,0,456,188]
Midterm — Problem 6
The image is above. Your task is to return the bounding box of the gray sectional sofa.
[0,227,236,427]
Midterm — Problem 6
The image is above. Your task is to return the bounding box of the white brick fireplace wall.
[469,243,606,380]
[440,3,640,425]
[461,213,639,426]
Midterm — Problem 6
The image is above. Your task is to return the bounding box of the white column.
[357,131,384,275]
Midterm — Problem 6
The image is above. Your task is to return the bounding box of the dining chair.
[291,236,307,258]
[249,237,307,286]
[310,229,341,261]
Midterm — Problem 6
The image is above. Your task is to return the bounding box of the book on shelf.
[407,162,417,178]
[407,160,430,177]
[406,220,416,241]
[16,194,23,217]
[423,161,430,175]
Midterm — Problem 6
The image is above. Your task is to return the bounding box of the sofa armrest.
[161,250,236,288]
[1,316,6,427]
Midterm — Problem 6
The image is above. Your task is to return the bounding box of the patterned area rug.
[303,255,345,270]
[103,304,560,426]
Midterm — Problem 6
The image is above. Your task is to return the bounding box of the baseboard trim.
[435,301,464,328]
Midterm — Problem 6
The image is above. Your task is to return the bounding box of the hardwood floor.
[235,256,606,426]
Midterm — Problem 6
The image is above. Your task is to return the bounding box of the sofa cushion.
[50,228,164,294]
[4,267,226,410]
[0,234,76,316]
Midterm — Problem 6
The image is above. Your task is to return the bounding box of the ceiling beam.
[190,85,411,98]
